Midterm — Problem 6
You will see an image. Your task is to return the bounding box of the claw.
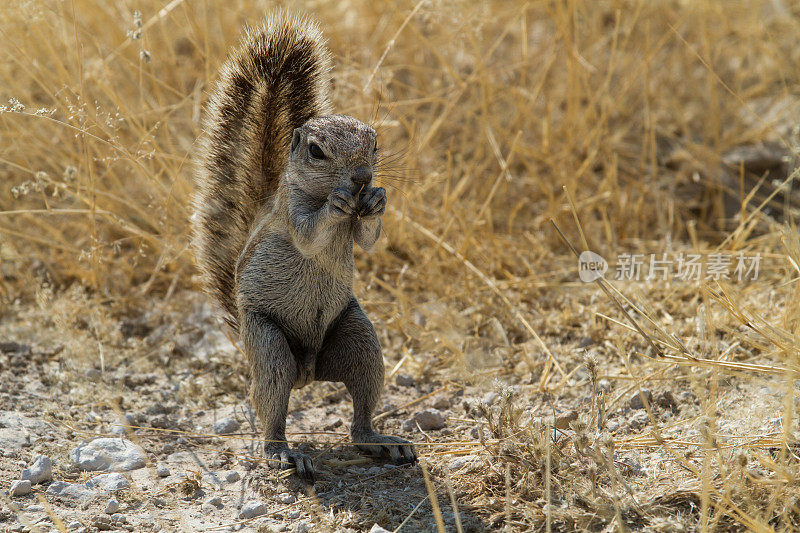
[267,447,316,484]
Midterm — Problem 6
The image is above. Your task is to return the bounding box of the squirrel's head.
[288,114,377,198]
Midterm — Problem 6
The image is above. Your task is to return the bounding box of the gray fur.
[192,13,415,483]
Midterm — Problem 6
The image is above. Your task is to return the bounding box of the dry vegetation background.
[1,0,800,531]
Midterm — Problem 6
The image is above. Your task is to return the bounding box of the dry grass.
[2,0,800,531]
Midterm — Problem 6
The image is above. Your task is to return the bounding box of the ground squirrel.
[192,12,416,482]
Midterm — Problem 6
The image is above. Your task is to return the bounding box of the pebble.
[213,417,240,435]
[205,495,224,508]
[21,455,52,484]
[71,438,146,471]
[395,374,415,387]
[405,409,446,431]
[9,479,32,496]
[239,500,268,519]
[288,510,302,519]
[156,464,170,478]
[656,390,677,410]
[67,521,82,530]
[84,473,130,492]
[105,498,119,514]
[46,481,97,502]
[630,389,653,410]
[296,522,311,533]
[448,455,484,473]
[277,492,295,504]
[483,392,500,406]
[224,470,241,483]
[432,396,450,410]
[369,525,392,533]
[554,410,578,430]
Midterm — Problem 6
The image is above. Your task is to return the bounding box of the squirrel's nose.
[351,166,372,187]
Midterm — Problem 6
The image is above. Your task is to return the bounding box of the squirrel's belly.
[237,243,352,347]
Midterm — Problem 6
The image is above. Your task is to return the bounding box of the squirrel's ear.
[290,129,302,153]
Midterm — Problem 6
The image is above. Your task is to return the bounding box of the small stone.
[85,473,130,491]
[554,410,578,430]
[46,481,97,502]
[67,522,82,530]
[395,374,415,387]
[84,368,102,382]
[239,500,267,519]
[577,336,594,349]
[156,464,170,477]
[213,417,240,435]
[448,455,484,473]
[149,414,173,429]
[469,426,481,439]
[630,389,653,410]
[20,455,52,484]
[296,521,311,533]
[432,396,450,410]
[9,479,32,496]
[483,392,499,406]
[104,498,119,514]
[205,495,224,509]
[109,424,127,436]
[655,390,677,410]
[150,496,166,507]
[288,510,301,519]
[71,438,146,471]
[224,470,240,483]
[369,525,392,533]
[92,515,113,531]
[409,409,446,431]
[277,492,296,504]
[629,411,650,431]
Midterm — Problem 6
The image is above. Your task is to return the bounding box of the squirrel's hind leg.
[315,299,417,466]
[241,310,316,483]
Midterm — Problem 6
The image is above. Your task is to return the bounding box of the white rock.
[369,525,392,533]
[105,498,119,514]
[408,409,446,431]
[277,492,295,504]
[46,481,97,502]
[448,454,484,473]
[20,455,52,484]
[85,473,130,491]
[296,521,311,533]
[67,521,82,530]
[205,495,224,508]
[71,438,146,471]
[0,411,52,451]
[9,479,32,496]
[224,470,241,483]
[156,464,170,477]
[239,500,267,519]
[212,417,240,435]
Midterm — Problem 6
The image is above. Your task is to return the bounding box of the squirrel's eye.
[309,143,325,159]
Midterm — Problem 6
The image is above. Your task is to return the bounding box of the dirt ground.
[1,283,797,532]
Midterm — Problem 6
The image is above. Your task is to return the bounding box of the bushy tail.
[192,12,332,331]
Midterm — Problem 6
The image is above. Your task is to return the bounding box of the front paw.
[357,187,387,218]
[328,187,357,220]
